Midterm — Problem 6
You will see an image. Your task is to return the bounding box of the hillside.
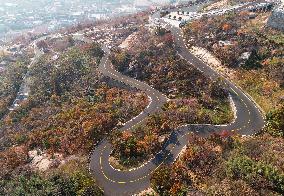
[147,2,284,195]
[0,1,283,195]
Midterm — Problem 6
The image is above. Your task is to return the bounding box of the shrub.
[226,154,284,194]
[266,105,284,137]
[0,171,103,196]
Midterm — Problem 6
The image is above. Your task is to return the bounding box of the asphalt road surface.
[89,4,265,195]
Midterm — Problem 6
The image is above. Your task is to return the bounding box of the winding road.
[89,5,265,196]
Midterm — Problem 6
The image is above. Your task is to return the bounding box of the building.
[267,1,284,31]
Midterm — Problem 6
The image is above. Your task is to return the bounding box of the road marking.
[99,134,184,183]
[92,11,264,188]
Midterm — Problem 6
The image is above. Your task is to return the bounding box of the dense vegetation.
[0,42,148,194]
[148,6,284,196]
[0,158,103,196]
[183,11,283,112]
[151,133,284,195]
[110,114,172,168]
[0,60,27,118]
[111,28,232,120]
[109,28,234,168]
[266,105,284,137]
[1,4,283,195]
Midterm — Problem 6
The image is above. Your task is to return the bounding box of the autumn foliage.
[151,133,284,195]
[0,42,148,186]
